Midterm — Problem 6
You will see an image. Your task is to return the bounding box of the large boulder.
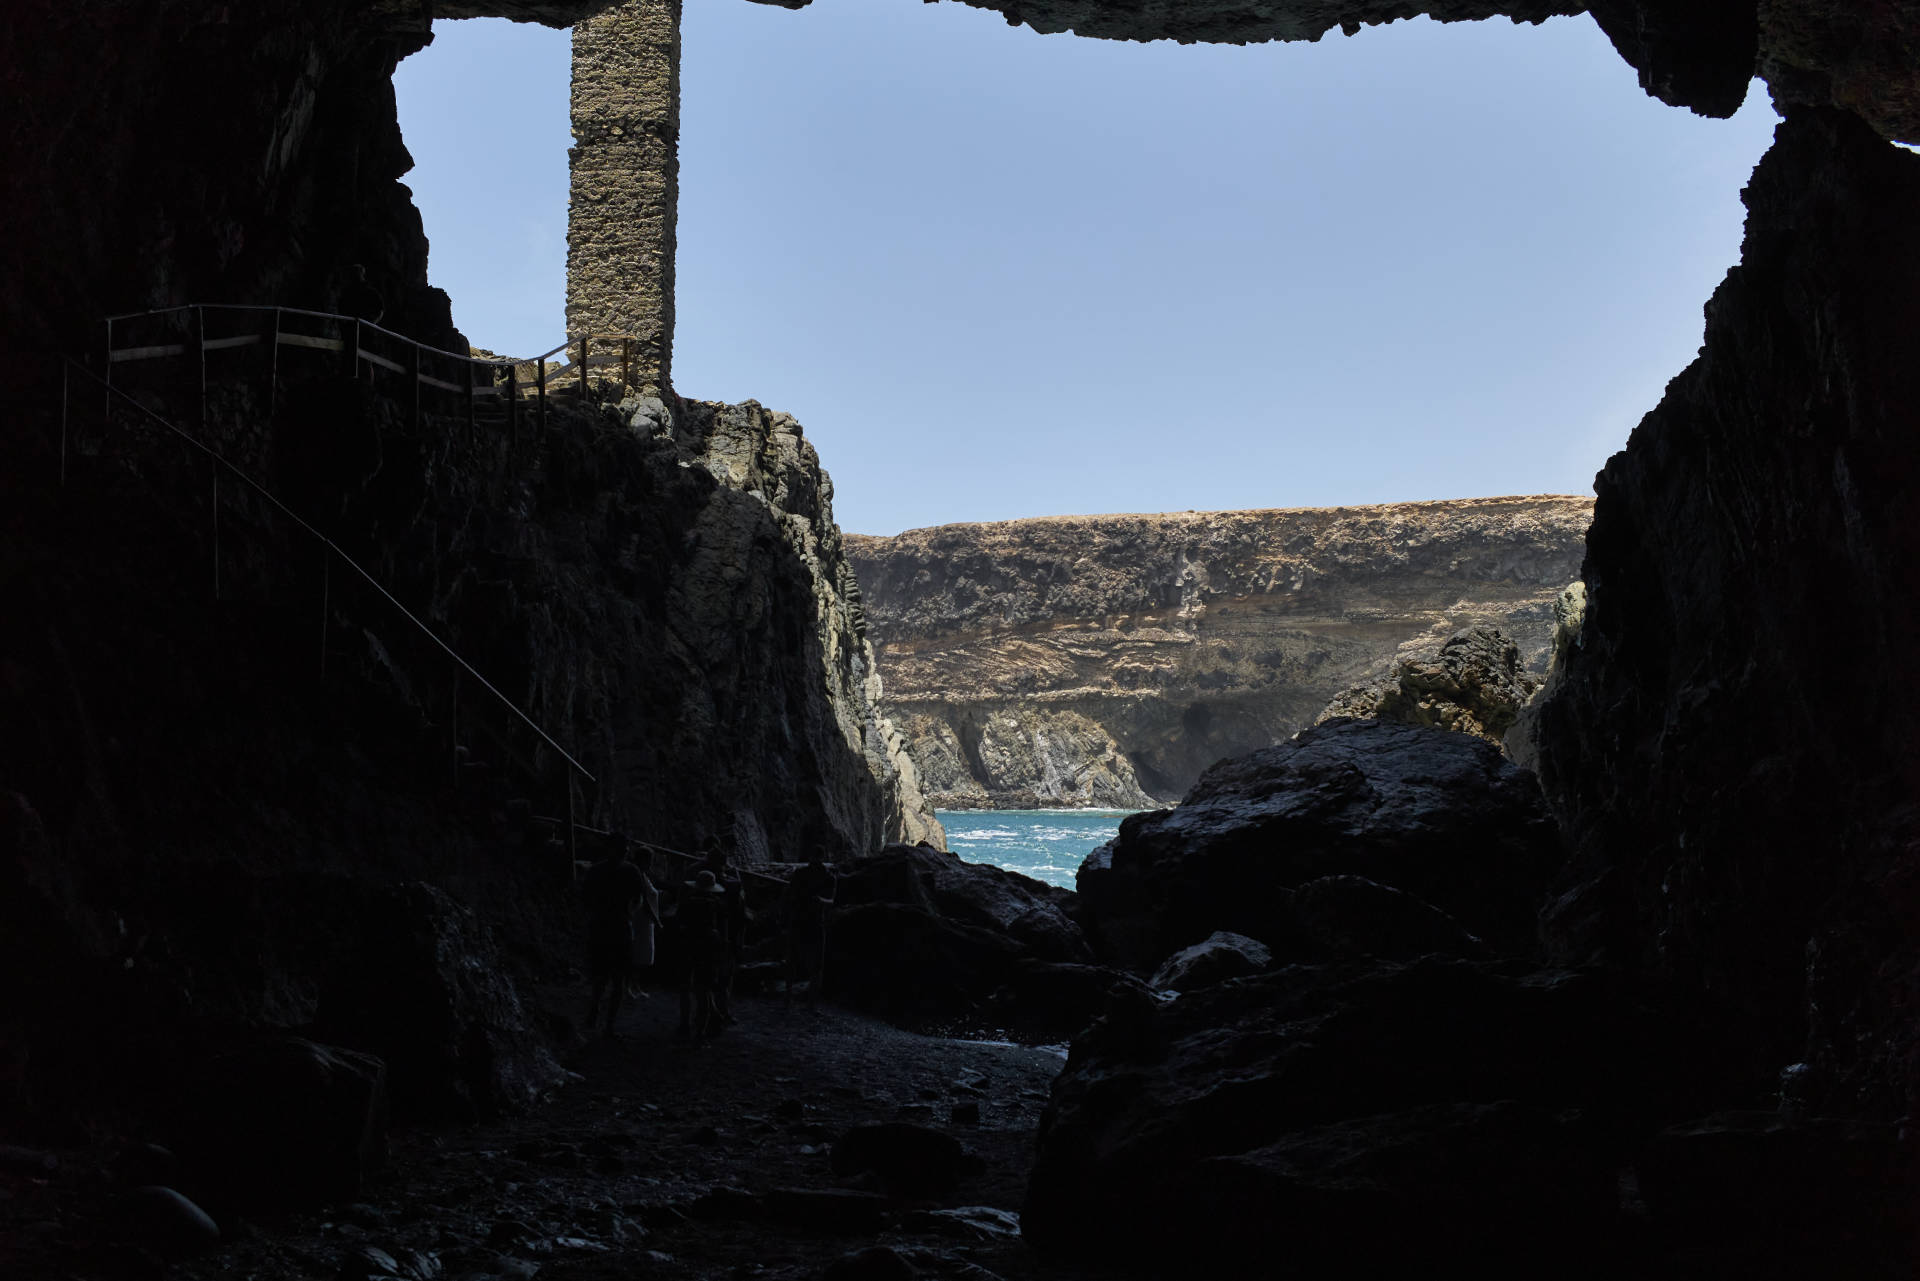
[1291,874,1486,961]
[183,1036,387,1211]
[1147,931,1272,992]
[1022,957,1722,1271]
[315,882,565,1121]
[835,843,1086,962]
[1314,626,1541,746]
[824,843,1122,1037]
[1176,1102,1614,1272]
[1635,1111,1911,1274]
[1077,719,1562,973]
[830,1122,983,1199]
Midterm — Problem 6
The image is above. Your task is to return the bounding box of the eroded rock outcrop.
[1314,624,1541,745]
[848,497,1590,808]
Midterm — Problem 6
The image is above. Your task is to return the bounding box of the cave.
[5,0,1919,1276]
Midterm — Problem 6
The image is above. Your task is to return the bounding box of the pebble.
[122,1184,220,1256]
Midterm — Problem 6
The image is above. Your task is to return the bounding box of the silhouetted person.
[677,870,728,1042]
[786,851,836,1010]
[701,846,746,1025]
[581,834,646,1039]
[340,263,385,325]
[626,846,662,1000]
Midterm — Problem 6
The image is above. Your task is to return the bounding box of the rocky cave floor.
[6,985,1125,1281]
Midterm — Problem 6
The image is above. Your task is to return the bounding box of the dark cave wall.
[0,0,455,358]
[1532,109,1920,1116]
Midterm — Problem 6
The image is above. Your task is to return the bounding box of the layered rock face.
[847,497,1590,808]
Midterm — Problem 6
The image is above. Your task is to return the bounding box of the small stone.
[831,1123,982,1199]
[0,1144,57,1175]
[122,1185,220,1257]
[334,1243,401,1280]
[764,1187,891,1234]
[112,1142,175,1187]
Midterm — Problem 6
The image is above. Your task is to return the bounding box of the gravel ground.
[7,988,1121,1281]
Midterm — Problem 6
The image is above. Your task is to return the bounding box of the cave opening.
[393,18,574,359]
[10,0,1920,1272]
[393,3,1778,538]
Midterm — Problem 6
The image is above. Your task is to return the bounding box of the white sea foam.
[936,809,1139,889]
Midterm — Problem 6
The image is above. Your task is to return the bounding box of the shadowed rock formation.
[1530,108,1920,1116]
[848,497,1589,808]
[1076,719,1563,972]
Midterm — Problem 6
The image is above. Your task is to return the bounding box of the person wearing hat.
[676,868,729,1041]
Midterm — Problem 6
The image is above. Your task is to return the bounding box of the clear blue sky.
[394,2,1780,535]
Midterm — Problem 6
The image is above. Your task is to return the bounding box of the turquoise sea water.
[937,809,1141,890]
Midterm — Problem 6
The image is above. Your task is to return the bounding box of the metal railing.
[58,335,614,866]
[100,302,651,443]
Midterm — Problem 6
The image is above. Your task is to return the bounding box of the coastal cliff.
[847,496,1591,808]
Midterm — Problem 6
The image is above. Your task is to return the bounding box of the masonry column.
[567,0,680,398]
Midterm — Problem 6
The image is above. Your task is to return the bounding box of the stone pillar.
[567,0,680,398]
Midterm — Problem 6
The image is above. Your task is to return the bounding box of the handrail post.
[577,335,588,402]
[410,342,422,434]
[195,306,208,439]
[59,361,68,487]
[103,318,113,430]
[318,555,329,682]
[536,357,547,437]
[211,464,220,601]
[465,357,476,441]
[566,774,578,880]
[621,337,631,397]
[268,308,281,431]
[506,362,519,450]
[451,667,461,793]
[351,318,362,382]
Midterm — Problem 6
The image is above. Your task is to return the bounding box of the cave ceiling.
[430,0,1919,143]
